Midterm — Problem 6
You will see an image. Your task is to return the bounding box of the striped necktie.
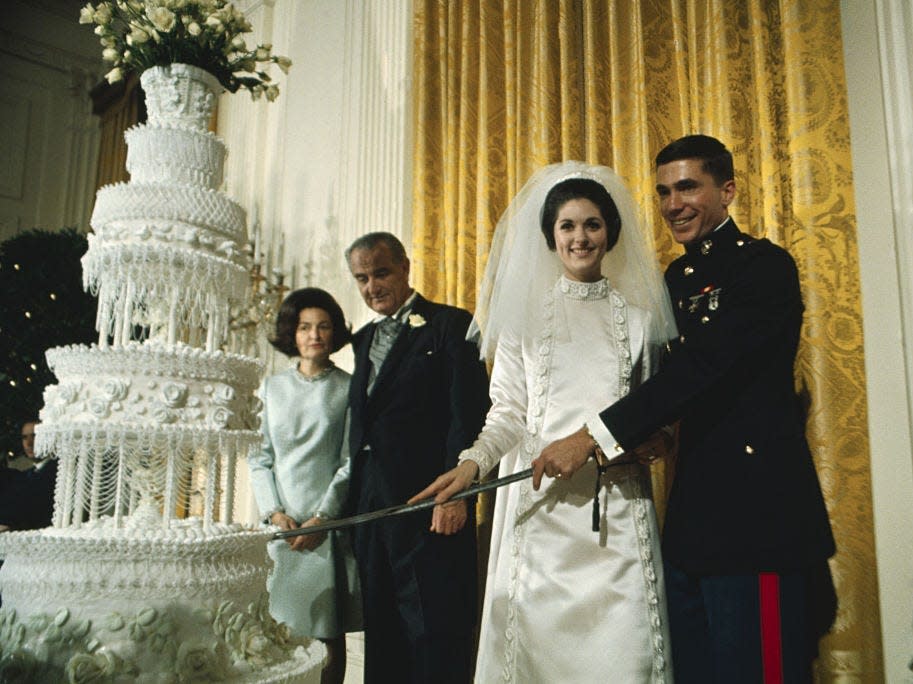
[367,317,402,391]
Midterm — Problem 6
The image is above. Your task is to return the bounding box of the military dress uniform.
[598,218,835,682]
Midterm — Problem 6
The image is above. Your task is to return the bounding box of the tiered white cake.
[0,64,324,683]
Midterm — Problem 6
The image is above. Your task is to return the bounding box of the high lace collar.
[295,362,335,383]
[558,275,610,300]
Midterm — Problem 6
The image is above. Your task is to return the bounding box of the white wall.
[0,0,104,241]
[219,0,413,378]
[841,0,913,680]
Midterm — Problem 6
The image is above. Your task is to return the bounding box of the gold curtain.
[412,0,880,680]
[90,73,145,191]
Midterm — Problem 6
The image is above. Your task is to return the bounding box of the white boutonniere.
[408,314,427,328]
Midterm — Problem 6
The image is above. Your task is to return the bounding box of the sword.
[271,458,638,539]
[272,467,534,540]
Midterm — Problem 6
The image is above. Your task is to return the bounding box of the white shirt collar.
[372,290,418,323]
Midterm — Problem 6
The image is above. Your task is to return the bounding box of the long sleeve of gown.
[249,378,283,519]
[458,330,528,478]
[313,409,352,518]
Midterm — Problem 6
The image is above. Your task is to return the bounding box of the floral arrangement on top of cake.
[80,0,292,99]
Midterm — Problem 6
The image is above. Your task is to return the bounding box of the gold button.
[684,266,694,276]
[736,240,745,247]
[701,315,710,324]
[678,299,683,309]
[745,444,755,454]
[700,240,713,255]
[679,334,686,343]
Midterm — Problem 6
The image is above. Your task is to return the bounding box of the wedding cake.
[0,64,324,683]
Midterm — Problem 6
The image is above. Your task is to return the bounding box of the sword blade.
[271,458,639,539]
[272,467,534,539]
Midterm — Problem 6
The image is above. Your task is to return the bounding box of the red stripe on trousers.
[759,572,784,684]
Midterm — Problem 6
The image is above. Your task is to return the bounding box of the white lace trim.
[628,475,669,681]
[46,343,263,382]
[498,281,667,680]
[558,275,610,300]
[125,123,225,189]
[82,241,250,344]
[91,182,246,240]
[91,219,248,261]
[140,62,223,131]
[35,424,258,529]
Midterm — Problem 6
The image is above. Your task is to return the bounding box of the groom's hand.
[532,427,594,490]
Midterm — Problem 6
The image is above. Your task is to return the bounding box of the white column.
[842,0,913,678]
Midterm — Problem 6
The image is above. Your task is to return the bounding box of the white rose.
[254,46,270,61]
[275,56,292,74]
[212,385,235,405]
[162,382,188,407]
[88,398,111,418]
[265,85,279,102]
[105,67,123,83]
[60,384,79,403]
[93,3,112,23]
[187,21,201,36]
[153,406,177,424]
[208,407,232,428]
[79,3,95,24]
[231,35,246,50]
[147,6,176,32]
[176,642,227,680]
[127,26,149,44]
[101,378,129,401]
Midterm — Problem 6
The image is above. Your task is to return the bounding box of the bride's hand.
[408,460,479,505]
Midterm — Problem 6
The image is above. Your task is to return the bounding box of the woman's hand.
[271,511,301,549]
[408,460,479,505]
[293,515,328,551]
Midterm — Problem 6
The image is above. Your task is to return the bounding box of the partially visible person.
[7,419,39,471]
[412,163,677,682]
[535,135,836,682]
[345,232,490,684]
[0,419,57,532]
[249,288,362,684]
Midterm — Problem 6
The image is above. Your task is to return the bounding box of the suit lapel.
[351,324,376,406]
[369,296,430,400]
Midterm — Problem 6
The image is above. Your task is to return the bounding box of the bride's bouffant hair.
[539,177,622,252]
[269,287,353,357]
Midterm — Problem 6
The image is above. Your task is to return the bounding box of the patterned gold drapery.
[412,0,881,679]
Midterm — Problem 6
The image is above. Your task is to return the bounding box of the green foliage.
[0,229,97,459]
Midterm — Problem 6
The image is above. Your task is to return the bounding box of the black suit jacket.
[347,294,490,636]
[348,294,490,509]
[600,220,835,574]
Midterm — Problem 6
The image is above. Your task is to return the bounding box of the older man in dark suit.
[534,136,835,682]
[345,232,489,684]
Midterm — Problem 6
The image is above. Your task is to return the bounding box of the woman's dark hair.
[269,287,352,357]
[539,178,622,252]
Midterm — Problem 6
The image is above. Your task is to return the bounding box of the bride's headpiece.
[469,161,677,361]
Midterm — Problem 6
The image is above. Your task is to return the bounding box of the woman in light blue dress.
[250,288,362,684]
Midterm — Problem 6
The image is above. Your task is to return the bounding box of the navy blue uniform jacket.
[600,219,835,574]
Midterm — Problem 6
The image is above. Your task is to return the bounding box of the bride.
[412,162,677,682]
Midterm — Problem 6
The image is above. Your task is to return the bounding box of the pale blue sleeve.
[248,377,284,521]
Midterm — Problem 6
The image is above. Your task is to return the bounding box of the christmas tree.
[0,228,97,460]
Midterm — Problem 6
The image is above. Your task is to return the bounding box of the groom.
[534,135,836,682]
[345,232,490,683]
